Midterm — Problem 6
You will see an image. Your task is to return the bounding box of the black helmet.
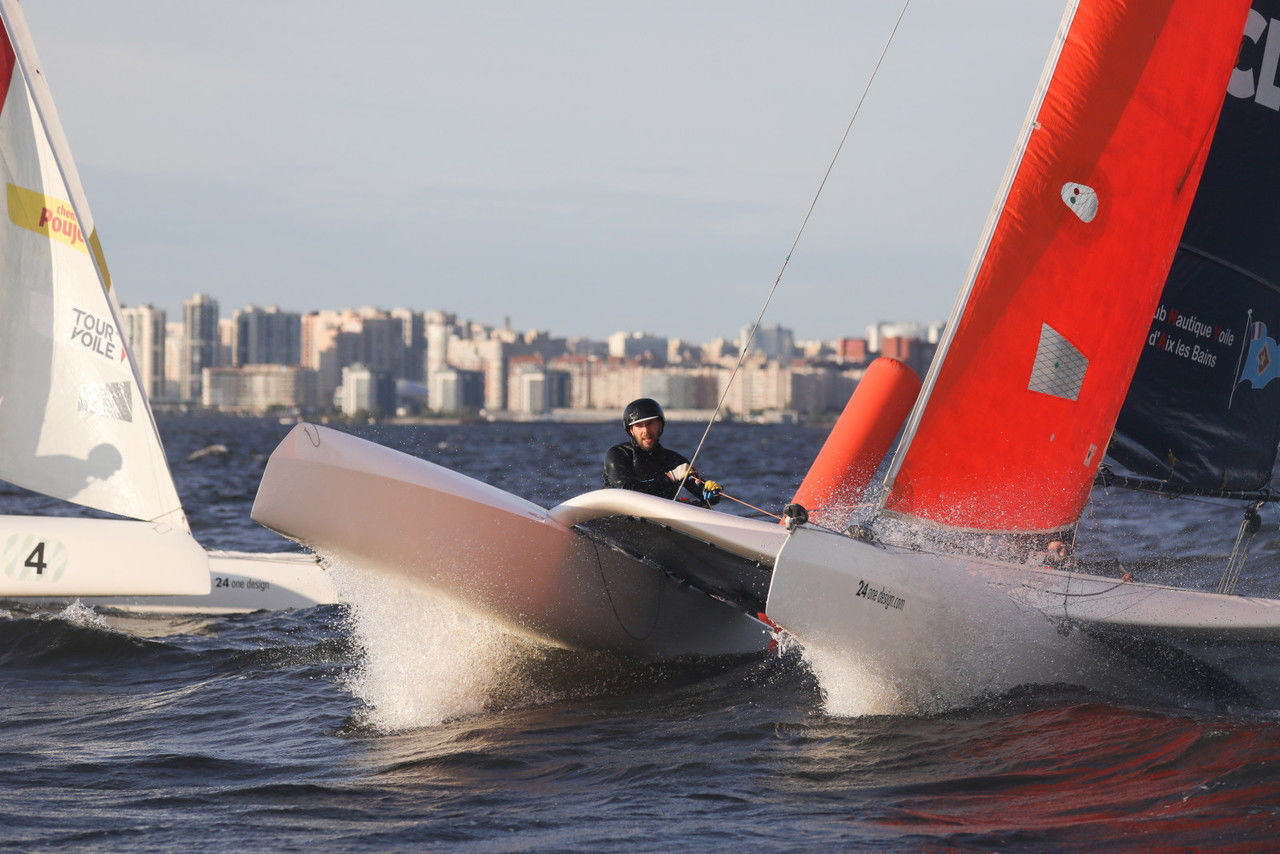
[623,398,665,434]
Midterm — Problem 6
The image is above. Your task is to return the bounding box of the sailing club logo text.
[1230,8,1280,111]
[1147,304,1232,369]
[1155,304,1234,346]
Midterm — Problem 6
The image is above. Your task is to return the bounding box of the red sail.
[880,0,1250,536]
[0,16,14,111]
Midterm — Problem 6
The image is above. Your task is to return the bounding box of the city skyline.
[26,1,1066,341]
[121,293,941,416]
[128,290,943,352]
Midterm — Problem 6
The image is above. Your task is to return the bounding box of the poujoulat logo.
[39,203,83,247]
[6,183,88,254]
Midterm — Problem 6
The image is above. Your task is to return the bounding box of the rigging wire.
[718,491,783,521]
[674,0,914,502]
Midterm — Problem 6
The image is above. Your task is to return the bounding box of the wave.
[0,602,180,668]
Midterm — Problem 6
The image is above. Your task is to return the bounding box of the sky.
[19,1,1067,342]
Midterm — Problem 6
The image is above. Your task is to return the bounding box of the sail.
[0,1,185,526]
[879,0,1250,538]
[1107,1,1280,496]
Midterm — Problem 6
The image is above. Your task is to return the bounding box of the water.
[4,416,1280,849]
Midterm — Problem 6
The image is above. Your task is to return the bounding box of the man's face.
[629,418,661,450]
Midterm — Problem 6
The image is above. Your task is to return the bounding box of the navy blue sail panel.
[1108,4,1280,494]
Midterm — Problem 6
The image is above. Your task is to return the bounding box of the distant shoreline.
[154,408,833,427]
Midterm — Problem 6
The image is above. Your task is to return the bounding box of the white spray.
[324,554,545,731]
[775,629,910,717]
[56,599,110,630]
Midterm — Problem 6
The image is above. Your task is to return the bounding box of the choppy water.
[4,416,1280,849]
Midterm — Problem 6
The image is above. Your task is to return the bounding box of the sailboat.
[768,0,1280,703]
[252,0,1280,690]
[0,0,335,612]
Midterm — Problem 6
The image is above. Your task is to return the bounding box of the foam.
[56,599,110,630]
[785,633,910,717]
[322,554,540,730]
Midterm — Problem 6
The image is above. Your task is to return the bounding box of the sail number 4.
[2,535,67,582]
[25,541,48,574]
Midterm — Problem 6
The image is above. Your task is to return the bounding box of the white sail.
[0,2,341,604]
[0,2,184,527]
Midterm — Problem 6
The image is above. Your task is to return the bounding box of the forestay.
[879,0,1251,539]
[0,1,185,526]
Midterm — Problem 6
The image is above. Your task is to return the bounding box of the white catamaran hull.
[767,524,1280,705]
[15,549,337,614]
[252,423,773,659]
[0,514,209,596]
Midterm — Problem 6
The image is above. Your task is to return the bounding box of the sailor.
[604,398,723,505]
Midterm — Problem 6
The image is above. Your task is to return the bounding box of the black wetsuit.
[603,440,704,501]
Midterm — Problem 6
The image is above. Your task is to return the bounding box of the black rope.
[587,538,661,642]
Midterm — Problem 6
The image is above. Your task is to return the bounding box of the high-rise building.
[356,309,403,375]
[301,310,345,404]
[391,307,425,382]
[837,338,869,363]
[608,331,667,365]
[182,293,219,404]
[424,309,457,382]
[339,363,395,416]
[119,304,166,402]
[163,320,184,401]
[429,367,485,414]
[217,318,236,367]
[233,305,301,366]
[739,323,795,362]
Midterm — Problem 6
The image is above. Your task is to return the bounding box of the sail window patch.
[78,381,133,422]
[1028,324,1087,401]
[1060,182,1098,222]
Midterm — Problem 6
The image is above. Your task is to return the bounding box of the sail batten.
[1173,245,1280,297]
[877,0,1251,539]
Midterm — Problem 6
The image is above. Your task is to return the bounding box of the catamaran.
[0,0,335,612]
[253,0,1280,702]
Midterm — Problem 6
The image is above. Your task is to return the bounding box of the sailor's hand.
[666,463,691,481]
[701,480,722,505]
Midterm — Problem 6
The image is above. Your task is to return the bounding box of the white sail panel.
[0,69,183,524]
